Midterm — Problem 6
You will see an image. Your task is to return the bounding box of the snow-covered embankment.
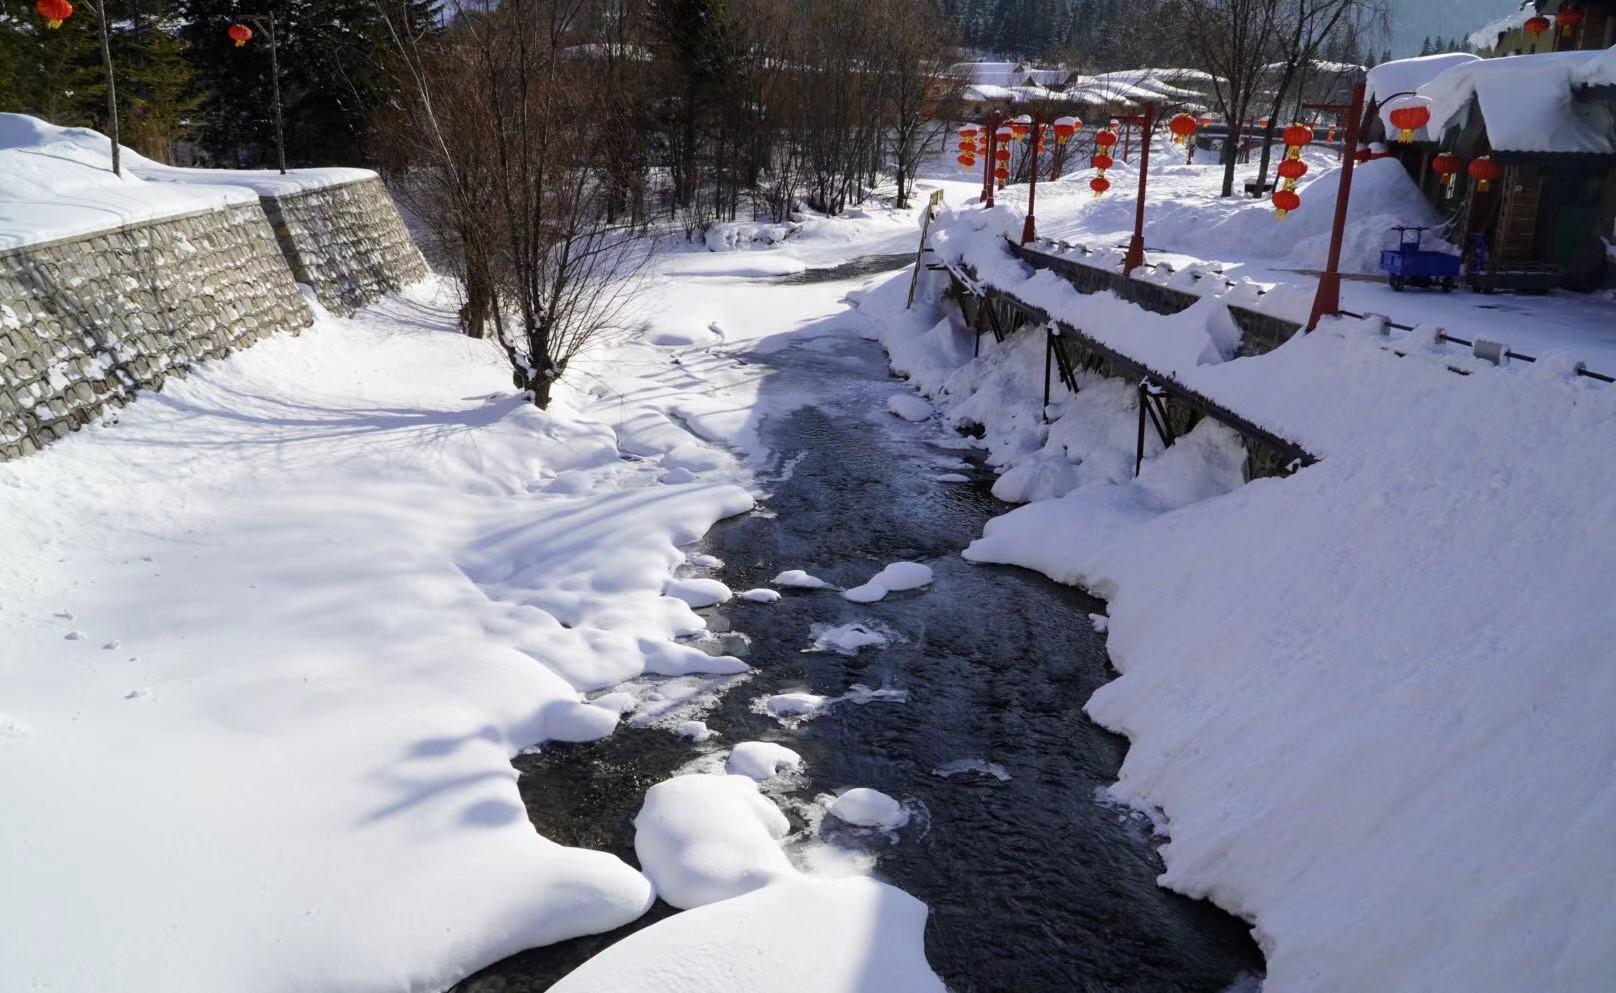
[859,203,1616,992]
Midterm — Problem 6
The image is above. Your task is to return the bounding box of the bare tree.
[372,0,648,407]
[1181,0,1288,197]
[873,0,958,208]
[1251,0,1381,191]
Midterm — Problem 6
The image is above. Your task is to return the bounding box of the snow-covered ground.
[859,150,1616,992]
[7,113,1614,993]
[0,181,958,990]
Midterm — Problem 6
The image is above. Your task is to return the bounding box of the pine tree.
[123,23,206,162]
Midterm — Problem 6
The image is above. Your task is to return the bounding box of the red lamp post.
[1123,101,1155,276]
[1308,82,1367,329]
[1022,120,1051,244]
[979,110,1007,207]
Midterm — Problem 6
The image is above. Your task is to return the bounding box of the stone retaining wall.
[260,177,427,316]
[0,203,313,460]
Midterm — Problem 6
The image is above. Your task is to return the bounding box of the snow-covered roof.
[1467,3,1537,51]
[950,61,1070,89]
[1420,50,1616,155]
[1366,52,1481,108]
[1573,46,1616,89]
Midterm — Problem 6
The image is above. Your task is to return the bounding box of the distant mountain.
[1383,0,1526,56]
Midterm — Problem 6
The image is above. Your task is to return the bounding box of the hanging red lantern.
[1053,116,1080,143]
[1468,156,1503,192]
[994,147,1011,162]
[994,166,1010,180]
[1282,123,1314,148]
[1386,101,1431,143]
[36,0,72,27]
[996,127,1014,143]
[1091,154,1114,171]
[1096,129,1119,150]
[1090,176,1110,195]
[1524,14,1551,36]
[1558,8,1583,35]
[1431,153,1464,177]
[1272,189,1302,219]
[957,155,975,169]
[1277,158,1308,180]
[959,125,980,140]
[1168,113,1198,145]
[228,22,254,46]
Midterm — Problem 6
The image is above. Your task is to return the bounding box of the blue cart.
[1379,226,1460,292]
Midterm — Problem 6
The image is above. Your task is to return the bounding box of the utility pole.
[1308,83,1368,329]
[234,13,289,174]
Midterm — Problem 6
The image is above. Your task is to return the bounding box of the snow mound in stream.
[828,788,909,830]
[633,774,794,909]
[843,562,934,603]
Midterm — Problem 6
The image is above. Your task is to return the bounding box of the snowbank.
[548,875,946,993]
[0,114,376,250]
[0,114,252,249]
[0,281,757,991]
[865,205,1616,992]
[843,561,934,603]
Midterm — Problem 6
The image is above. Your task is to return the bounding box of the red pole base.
[1309,273,1342,329]
[1021,215,1036,245]
[1123,234,1146,276]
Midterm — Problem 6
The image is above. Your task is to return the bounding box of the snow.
[1415,50,1616,154]
[868,182,1616,992]
[1466,7,1536,50]
[726,741,805,781]
[674,720,714,740]
[664,576,733,607]
[772,568,832,589]
[632,773,795,909]
[740,587,782,602]
[0,279,762,991]
[547,875,946,993]
[827,788,909,830]
[0,115,254,249]
[842,561,934,604]
[762,691,830,719]
[887,393,935,421]
[0,114,376,250]
[807,621,892,654]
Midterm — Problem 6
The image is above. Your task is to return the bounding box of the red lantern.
[1558,8,1583,35]
[1277,158,1308,180]
[994,166,1010,181]
[36,0,72,27]
[1525,14,1551,36]
[1096,129,1118,149]
[1091,154,1114,171]
[1272,188,1302,218]
[996,127,1014,143]
[959,125,980,139]
[957,155,975,169]
[1169,113,1198,145]
[1468,156,1503,192]
[1053,116,1080,143]
[1431,153,1464,177]
[995,148,1011,162]
[1090,176,1110,195]
[1386,102,1431,143]
[1282,123,1314,148]
[228,22,253,46]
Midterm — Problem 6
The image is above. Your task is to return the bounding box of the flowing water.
[452,257,1264,992]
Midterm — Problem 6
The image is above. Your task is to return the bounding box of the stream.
[452,257,1264,992]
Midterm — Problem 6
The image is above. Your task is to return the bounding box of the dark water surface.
[453,260,1263,993]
